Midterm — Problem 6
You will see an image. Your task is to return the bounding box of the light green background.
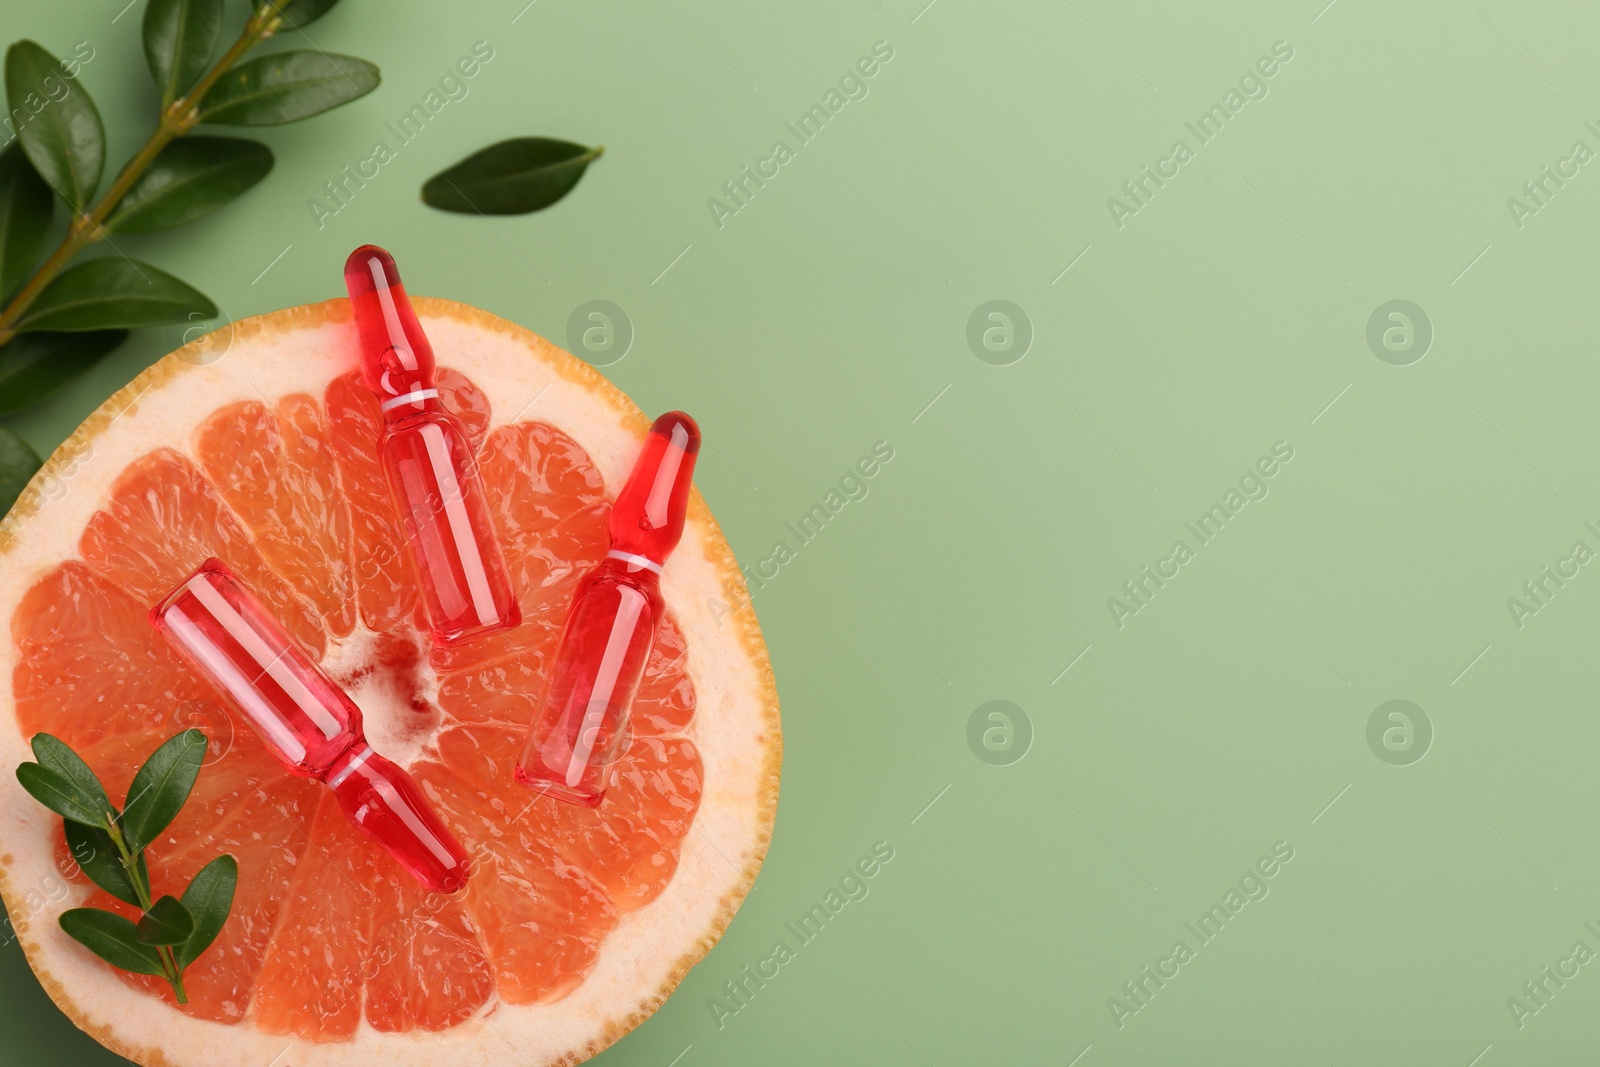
[5,0,1600,1063]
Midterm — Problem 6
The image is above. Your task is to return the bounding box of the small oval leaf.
[136,896,194,946]
[3,41,105,210]
[0,330,127,415]
[199,51,378,126]
[59,908,166,976]
[0,427,41,517]
[0,143,52,299]
[105,137,273,233]
[119,728,206,853]
[176,853,235,968]
[31,733,114,818]
[14,259,216,332]
[144,0,224,105]
[257,0,342,31]
[64,821,145,908]
[15,762,108,827]
[422,138,603,215]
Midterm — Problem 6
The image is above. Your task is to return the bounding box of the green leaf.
[15,762,108,827]
[175,854,235,968]
[105,137,273,234]
[3,41,104,210]
[64,821,145,908]
[0,426,41,516]
[422,138,603,215]
[59,908,166,977]
[136,896,194,946]
[199,51,378,126]
[119,729,206,852]
[13,259,215,332]
[0,143,51,299]
[257,0,342,30]
[143,0,224,105]
[31,734,115,820]
[0,330,127,415]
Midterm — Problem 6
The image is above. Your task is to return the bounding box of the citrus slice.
[0,299,780,1066]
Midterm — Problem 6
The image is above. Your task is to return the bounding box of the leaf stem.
[105,817,186,1002]
[103,819,151,911]
[0,9,271,345]
[168,963,188,1004]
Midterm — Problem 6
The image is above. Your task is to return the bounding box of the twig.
[0,7,275,344]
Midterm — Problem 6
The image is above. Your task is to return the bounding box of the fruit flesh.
[10,368,703,1040]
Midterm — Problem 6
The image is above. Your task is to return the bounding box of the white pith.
[324,623,438,768]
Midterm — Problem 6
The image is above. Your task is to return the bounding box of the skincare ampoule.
[151,558,471,893]
[515,412,700,807]
[344,244,520,646]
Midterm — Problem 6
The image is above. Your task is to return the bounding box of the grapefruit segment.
[530,735,705,910]
[79,448,324,658]
[324,371,418,634]
[437,650,549,734]
[13,561,206,751]
[363,847,495,1033]
[426,422,610,677]
[415,760,618,1005]
[251,795,376,1041]
[195,397,356,639]
[479,421,608,547]
[633,613,696,736]
[434,722,521,789]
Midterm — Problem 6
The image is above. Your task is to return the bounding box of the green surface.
[5,0,1600,1063]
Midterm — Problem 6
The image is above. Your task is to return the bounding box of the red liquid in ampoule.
[150,558,471,893]
[344,244,520,646]
[516,412,700,806]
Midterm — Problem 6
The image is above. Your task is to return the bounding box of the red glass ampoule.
[515,412,701,807]
[344,244,520,646]
[150,558,471,893]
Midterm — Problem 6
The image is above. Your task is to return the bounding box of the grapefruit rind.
[0,298,781,1067]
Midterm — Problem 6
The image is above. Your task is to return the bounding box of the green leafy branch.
[15,729,235,1004]
[0,0,379,417]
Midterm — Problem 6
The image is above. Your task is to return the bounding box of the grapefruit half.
[0,298,780,1066]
